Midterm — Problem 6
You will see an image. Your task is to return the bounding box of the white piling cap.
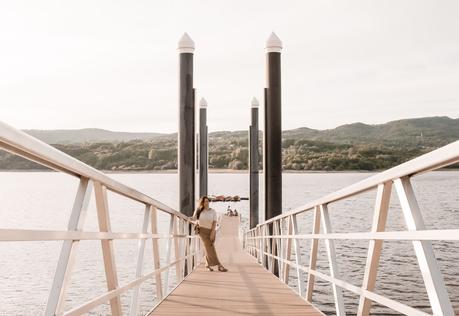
[251,97,259,108]
[199,97,207,108]
[265,32,282,53]
[178,33,195,53]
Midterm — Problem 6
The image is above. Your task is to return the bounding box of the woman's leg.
[199,228,221,267]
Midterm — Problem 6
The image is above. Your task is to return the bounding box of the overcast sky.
[1,0,458,133]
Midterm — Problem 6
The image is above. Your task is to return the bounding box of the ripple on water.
[0,171,458,315]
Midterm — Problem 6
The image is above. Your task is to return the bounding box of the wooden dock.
[149,216,323,316]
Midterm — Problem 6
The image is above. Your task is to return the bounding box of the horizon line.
[19,115,457,134]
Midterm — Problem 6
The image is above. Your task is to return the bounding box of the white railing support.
[163,214,175,296]
[282,216,293,283]
[291,214,305,296]
[150,206,163,300]
[394,177,454,316]
[45,177,93,315]
[258,226,264,264]
[273,221,280,277]
[94,181,123,316]
[0,121,201,316]
[173,216,181,281]
[357,182,392,316]
[129,204,151,316]
[306,206,321,302]
[266,225,273,272]
[244,141,459,316]
[320,204,346,316]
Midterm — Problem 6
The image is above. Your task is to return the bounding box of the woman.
[191,196,228,272]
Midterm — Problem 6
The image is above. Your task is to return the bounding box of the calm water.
[0,171,458,315]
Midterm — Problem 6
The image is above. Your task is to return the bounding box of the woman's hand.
[210,230,216,243]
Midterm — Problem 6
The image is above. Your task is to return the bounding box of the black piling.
[249,97,259,229]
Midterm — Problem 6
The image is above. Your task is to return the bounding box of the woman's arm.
[188,209,198,224]
[210,220,217,242]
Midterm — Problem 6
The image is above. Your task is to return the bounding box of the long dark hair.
[196,196,209,219]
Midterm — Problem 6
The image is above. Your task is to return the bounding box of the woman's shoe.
[218,265,228,272]
[205,265,214,272]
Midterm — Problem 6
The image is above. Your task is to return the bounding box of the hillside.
[25,128,168,144]
[2,116,458,171]
[24,116,459,147]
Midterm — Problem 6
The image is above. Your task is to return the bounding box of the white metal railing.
[0,121,202,316]
[244,140,459,316]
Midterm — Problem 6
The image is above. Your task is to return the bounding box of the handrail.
[245,141,459,316]
[0,120,201,316]
[264,140,459,225]
[0,121,183,218]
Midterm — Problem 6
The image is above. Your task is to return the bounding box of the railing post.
[262,225,267,268]
[272,221,280,277]
[185,223,192,275]
[178,219,186,280]
[129,204,151,316]
[266,224,273,272]
[189,222,196,270]
[162,214,175,297]
[320,204,346,316]
[291,214,305,296]
[150,206,163,300]
[282,216,293,284]
[394,177,454,316]
[173,216,182,282]
[45,177,92,316]
[357,182,392,316]
[306,206,320,302]
[94,181,122,316]
[257,226,263,263]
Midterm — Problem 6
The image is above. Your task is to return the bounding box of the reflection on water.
[0,171,458,315]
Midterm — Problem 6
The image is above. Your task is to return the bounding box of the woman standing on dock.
[191,196,228,272]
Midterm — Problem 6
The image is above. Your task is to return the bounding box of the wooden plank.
[149,216,322,316]
[94,181,122,316]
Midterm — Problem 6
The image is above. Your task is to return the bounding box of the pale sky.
[1,0,458,133]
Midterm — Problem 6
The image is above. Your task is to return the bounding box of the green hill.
[1,116,457,171]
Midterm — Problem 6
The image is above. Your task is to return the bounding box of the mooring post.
[178,33,196,217]
[178,33,195,278]
[199,97,208,198]
[264,32,282,276]
[249,97,259,229]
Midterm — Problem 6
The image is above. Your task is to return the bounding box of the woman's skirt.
[198,227,221,267]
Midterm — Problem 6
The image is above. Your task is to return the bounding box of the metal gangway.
[1,119,459,316]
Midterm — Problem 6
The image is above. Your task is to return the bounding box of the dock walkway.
[149,216,322,316]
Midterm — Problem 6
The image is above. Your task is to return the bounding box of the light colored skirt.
[198,227,221,267]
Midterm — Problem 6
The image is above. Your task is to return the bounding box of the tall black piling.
[264,32,283,276]
[249,97,259,229]
[178,33,196,217]
[178,33,196,277]
[199,98,208,198]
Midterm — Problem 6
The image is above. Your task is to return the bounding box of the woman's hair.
[196,196,209,219]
